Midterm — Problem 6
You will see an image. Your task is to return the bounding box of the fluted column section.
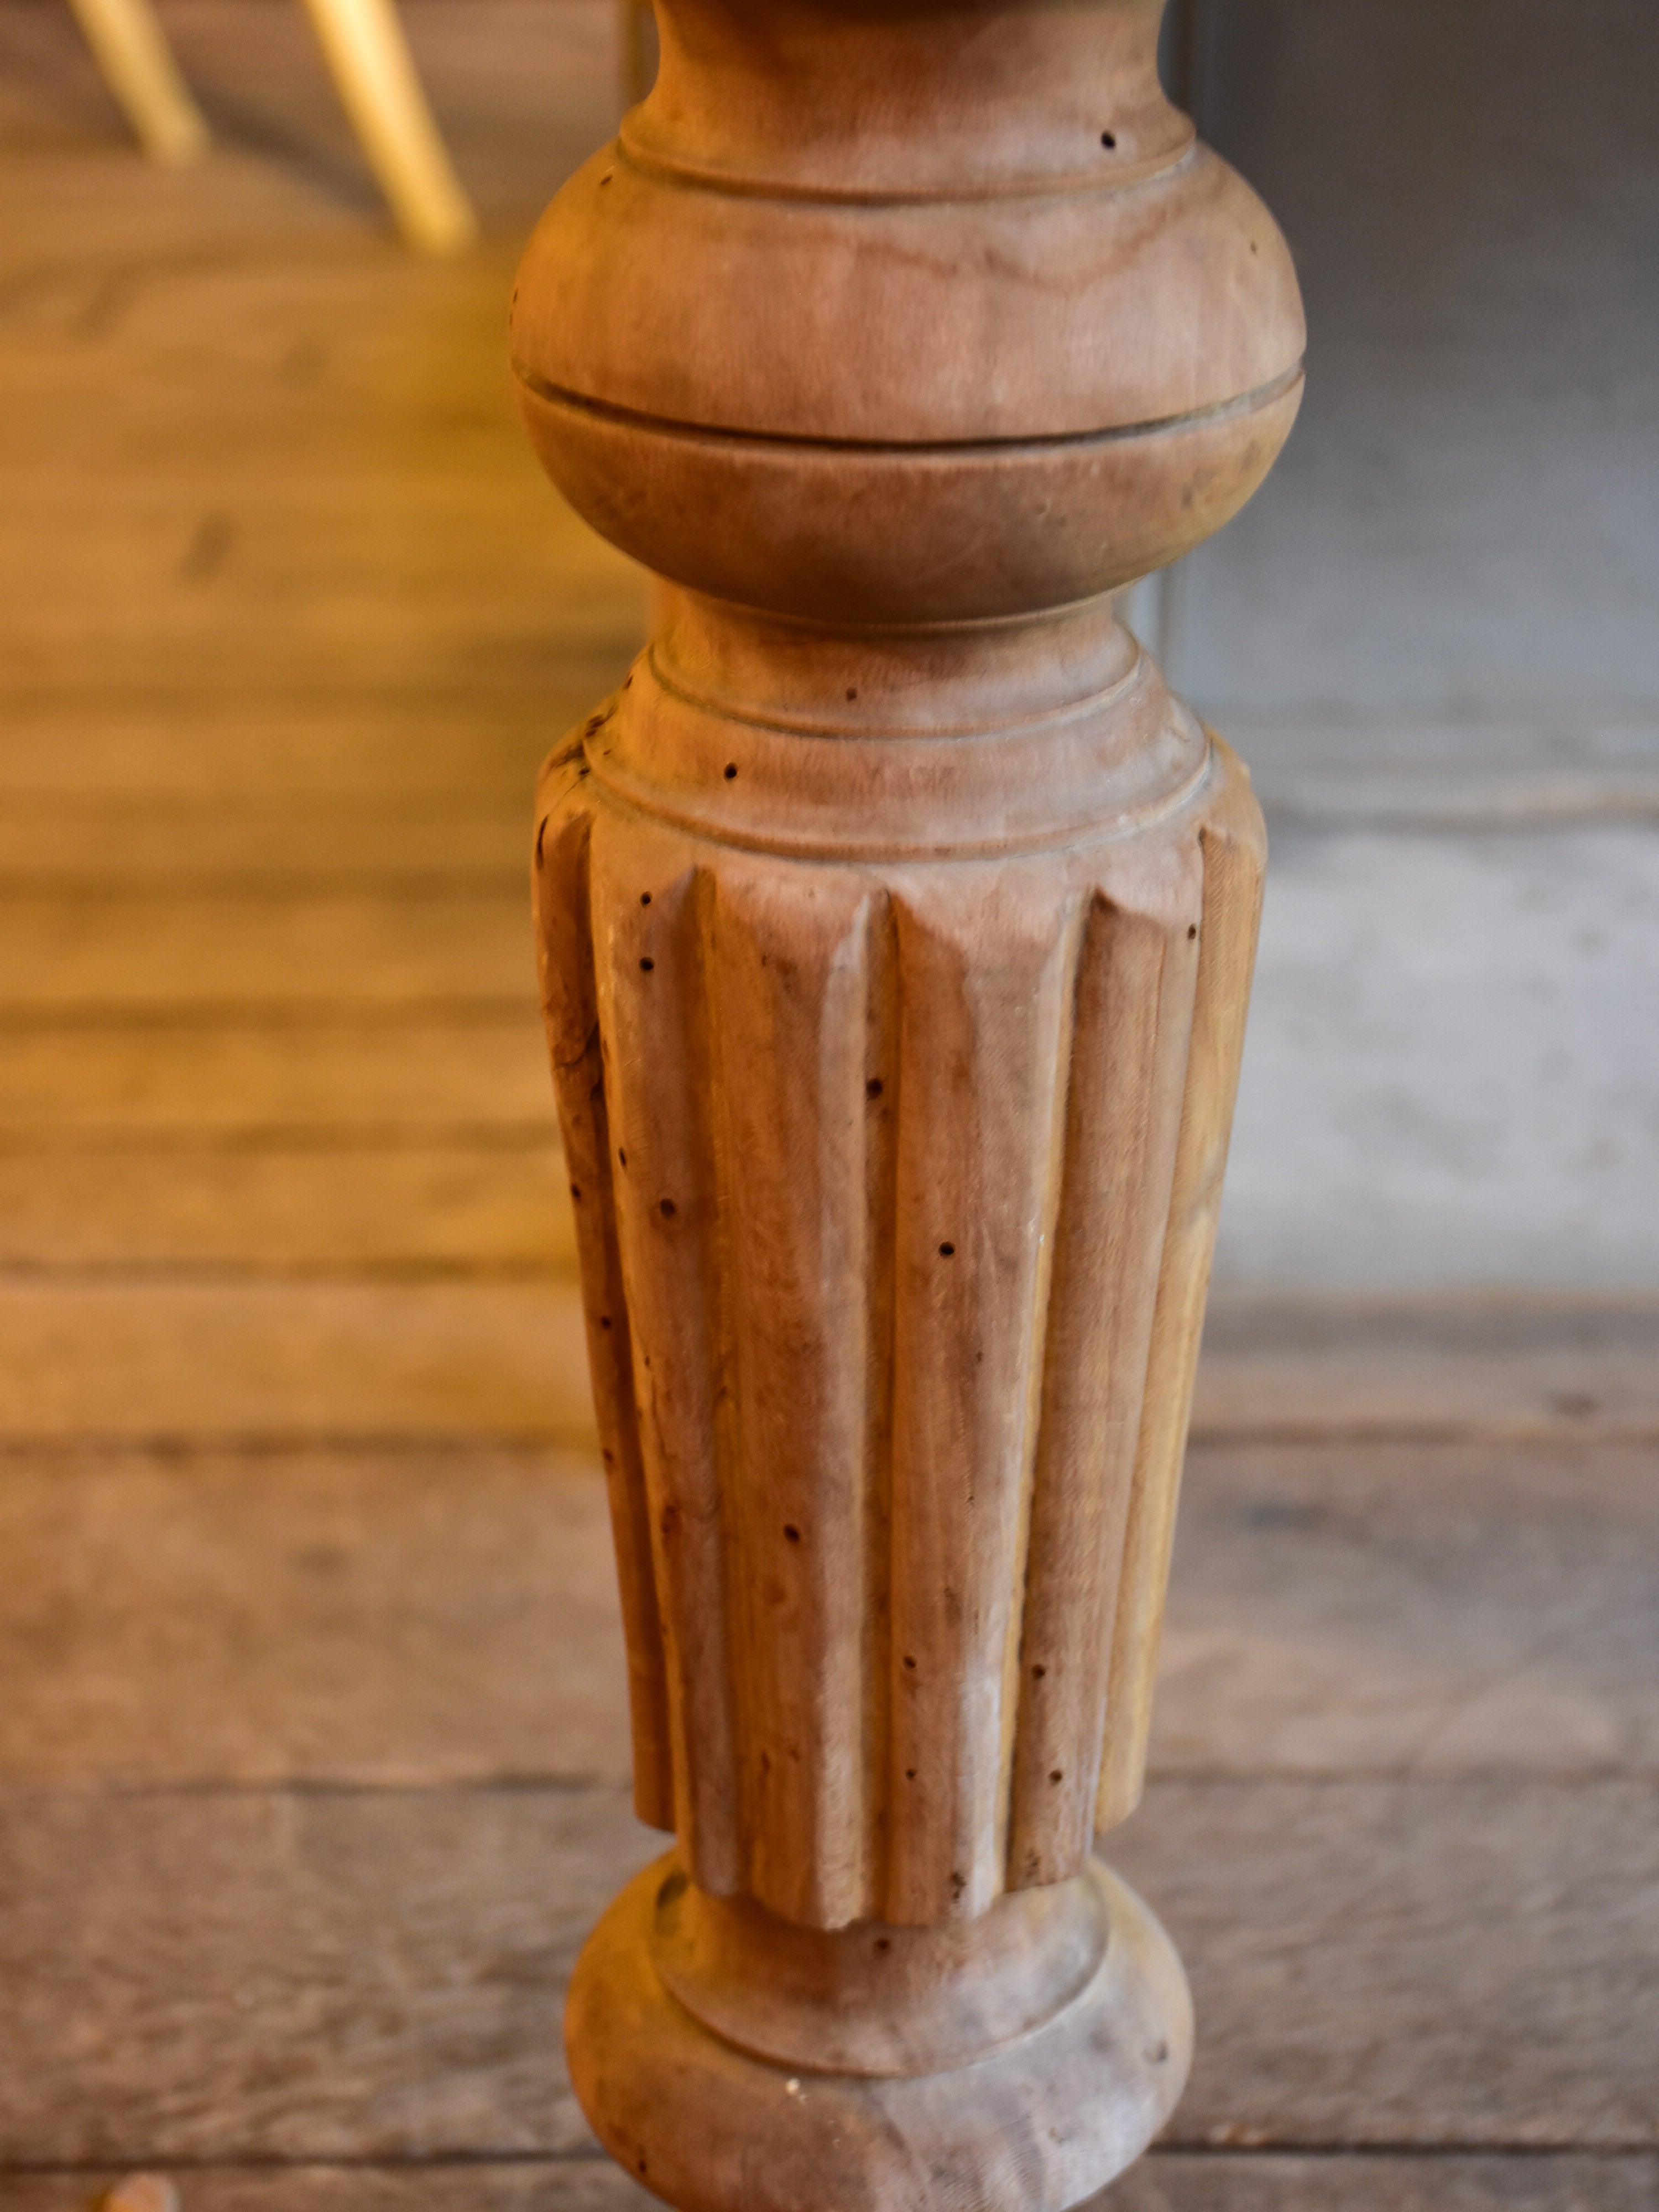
[518,3,1301,2205]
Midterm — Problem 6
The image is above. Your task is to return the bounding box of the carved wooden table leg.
[515,4,1303,2205]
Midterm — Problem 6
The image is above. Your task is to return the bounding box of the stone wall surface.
[1172,0,1659,1293]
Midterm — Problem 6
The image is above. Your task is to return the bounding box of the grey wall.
[1170,0,1659,1295]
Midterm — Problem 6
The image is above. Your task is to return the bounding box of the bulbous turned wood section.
[516,1,1301,2204]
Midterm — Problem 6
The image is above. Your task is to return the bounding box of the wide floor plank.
[1112,1779,1659,2151]
[2,1442,1652,1792]
[1154,1441,1659,1777]
[0,889,537,1011]
[0,1280,592,1442]
[4,1779,1654,2166]
[0,1149,575,1273]
[0,1783,660,2164]
[0,1020,552,1141]
[11,2158,1657,2212]
[0,694,622,805]
[0,1444,627,1788]
[1193,1301,1659,1444]
[0,801,533,881]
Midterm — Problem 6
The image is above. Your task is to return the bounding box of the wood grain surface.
[2,1776,1653,2164]
[2,1,1651,2204]
[6,2162,1657,2212]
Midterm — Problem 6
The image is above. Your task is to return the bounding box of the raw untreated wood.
[1,11,1646,2202]
[1,1440,1650,1794]
[517,0,1303,2199]
[3,1777,1654,2167]
[0,2168,656,2212]
[1155,1441,1659,1778]
[0,1443,628,1787]
[0,1782,659,2166]
[1193,1300,1659,1443]
[1117,1779,1659,2150]
[11,2159,1659,2212]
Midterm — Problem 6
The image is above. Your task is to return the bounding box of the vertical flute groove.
[863,889,901,1921]
[593,829,742,1894]
[995,888,1088,1886]
[533,771,675,1832]
[1096,772,1267,1832]
[1008,858,1200,1886]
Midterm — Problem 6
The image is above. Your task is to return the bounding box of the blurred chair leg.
[296,0,476,255]
[65,0,209,165]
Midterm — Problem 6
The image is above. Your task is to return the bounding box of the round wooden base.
[566,1853,1193,2212]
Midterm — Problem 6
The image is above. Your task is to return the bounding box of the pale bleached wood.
[12,2158,1659,2212]
[1116,1778,1659,2150]
[0,1443,628,1788]
[1,1438,1652,1797]
[64,0,208,163]
[1153,1440,1659,1780]
[583,808,741,1896]
[538,805,675,1832]
[880,872,1087,1926]
[1193,1298,1659,1445]
[0,2167,658,2211]
[1112,2156,1659,2212]
[0,13,1645,2200]
[1098,787,1267,1827]
[6,1451,1655,1796]
[2,1777,1655,2166]
[705,868,892,1927]
[1009,884,1199,1888]
[293,0,476,254]
[533,717,1263,1936]
[0,1782,660,2165]
[518,0,1303,2194]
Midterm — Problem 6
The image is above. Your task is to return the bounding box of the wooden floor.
[2,4,1656,2206]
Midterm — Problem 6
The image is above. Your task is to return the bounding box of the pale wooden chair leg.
[65,0,208,165]
[513,4,1306,2206]
[295,0,476,255]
